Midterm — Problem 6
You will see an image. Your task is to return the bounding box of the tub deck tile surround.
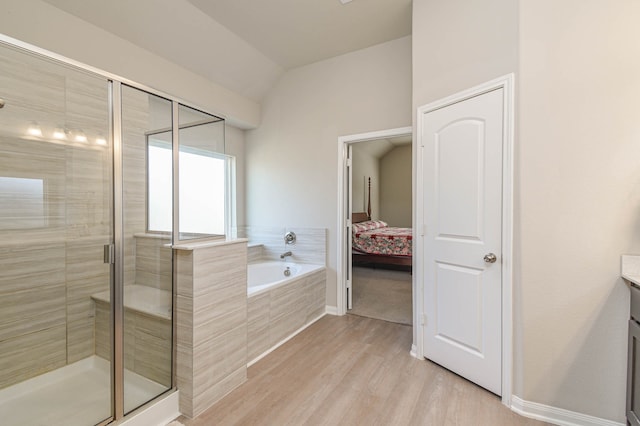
[285,227,327,265]
[240,226,327,264]
[305,270,327,322]
[239,227,285,261]
[247,268,327,364]
[247,292,270,361]
[175,239,248,418]
[247,244,263,263]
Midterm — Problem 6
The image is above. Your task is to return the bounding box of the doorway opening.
[336,126,413,327]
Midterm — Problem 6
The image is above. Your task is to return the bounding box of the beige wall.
[352,146,380,220]
[246,36,412,307]
[225,125,246,226]
[414,0,640,422]
[412,0,518,110]
[380,145,411,227]
[412,0,518,391]
[517,1,640,421]
[0,0,260,129]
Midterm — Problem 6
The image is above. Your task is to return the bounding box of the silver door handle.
[484,253,497,263]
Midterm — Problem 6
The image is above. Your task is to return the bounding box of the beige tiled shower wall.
[0,242,67,390]
[94,301,172,387]
[0,143,112,389]
[134,234,172,292]
[0,135,113,389]
[0,47,156,390]
[122,86,152,288]
[239,226,327,265]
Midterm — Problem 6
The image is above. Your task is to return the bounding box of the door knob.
[484,253,497,263]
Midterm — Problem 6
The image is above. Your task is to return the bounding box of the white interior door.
[421,88,503,395]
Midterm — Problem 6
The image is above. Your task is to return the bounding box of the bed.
[351,178,412,270]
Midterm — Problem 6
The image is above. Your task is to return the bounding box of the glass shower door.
[120,85,173,414]
[0,43,113,425]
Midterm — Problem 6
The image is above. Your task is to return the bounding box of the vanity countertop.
[622,254,640,287]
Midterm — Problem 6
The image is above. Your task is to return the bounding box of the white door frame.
[336,126,413,317]
[416,74,514,406]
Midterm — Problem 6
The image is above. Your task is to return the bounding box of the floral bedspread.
[352,220,412,257]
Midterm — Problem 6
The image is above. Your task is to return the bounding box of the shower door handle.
[104,244,115,264]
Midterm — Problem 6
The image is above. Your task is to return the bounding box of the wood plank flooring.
[179,315,548,426]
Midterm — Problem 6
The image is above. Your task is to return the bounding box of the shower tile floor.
[0,356,166,426]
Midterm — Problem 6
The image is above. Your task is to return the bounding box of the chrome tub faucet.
[280,251,292,259]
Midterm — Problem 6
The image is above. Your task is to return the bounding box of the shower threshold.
[0,356,166,426]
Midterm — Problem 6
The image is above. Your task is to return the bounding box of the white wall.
[380,145,411,227]
[412,0,518,111]
[352,146,380,220]
[517,1,640,421]
[414,0,640,423]
[246,36,412,307]
[225,125,246,227]
[0,0,260,129]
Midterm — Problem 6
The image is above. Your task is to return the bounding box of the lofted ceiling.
[187,0,412,70]
[353,136,412,159]
[43,0,411,102]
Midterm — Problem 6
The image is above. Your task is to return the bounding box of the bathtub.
[247,260,326,363]
[247,261,324,296]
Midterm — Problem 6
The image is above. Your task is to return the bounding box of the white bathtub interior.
[247,261,324,296]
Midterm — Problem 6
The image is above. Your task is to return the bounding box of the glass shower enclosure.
[0,37,224,425]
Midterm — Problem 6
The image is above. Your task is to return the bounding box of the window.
[178,147,227,236]
[146,135,235,239]
[147,139,172,233]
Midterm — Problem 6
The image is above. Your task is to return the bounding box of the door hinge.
[421,224,426,237]
[346,218,352,227]
[346,158,352,167]
[422,314,428,327]
[103,244,115,264]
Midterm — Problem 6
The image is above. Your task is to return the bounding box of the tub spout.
[280,251,292,259]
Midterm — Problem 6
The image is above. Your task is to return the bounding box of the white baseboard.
[410,344,419,359]
[511,396,624,426]
[325,305,339,315]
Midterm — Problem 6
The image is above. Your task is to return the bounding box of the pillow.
[352,220,388,234]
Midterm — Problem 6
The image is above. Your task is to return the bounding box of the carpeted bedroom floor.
[349,266,412,325]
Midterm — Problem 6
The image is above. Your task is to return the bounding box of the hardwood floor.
[179,315,548,426]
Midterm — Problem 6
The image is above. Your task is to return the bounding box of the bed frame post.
[367,177,371,220]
